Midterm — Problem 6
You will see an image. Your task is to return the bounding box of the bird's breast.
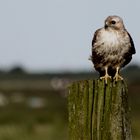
[100,30,120,48]
[95,30,127,55]
[93,29,131,68]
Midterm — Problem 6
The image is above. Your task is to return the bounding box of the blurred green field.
[0,65,139,140]
[0,85,139,140]
[0,87,68,140]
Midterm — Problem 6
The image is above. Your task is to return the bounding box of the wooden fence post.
[68,79,132,140]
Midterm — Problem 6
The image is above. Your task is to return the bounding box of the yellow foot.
[113,74,123,81]
[100,74,111,84]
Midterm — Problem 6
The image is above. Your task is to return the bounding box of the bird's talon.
[100,74,111,84]
[113,74,123,81]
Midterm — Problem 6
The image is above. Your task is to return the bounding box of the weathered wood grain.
[68,79,132,140]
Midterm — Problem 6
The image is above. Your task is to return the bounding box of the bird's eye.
[111,20,116,24]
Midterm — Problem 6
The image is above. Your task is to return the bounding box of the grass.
[0,89,68,140]
[132,116,140,140]
[0,79,139,139]
[0,123,68,140]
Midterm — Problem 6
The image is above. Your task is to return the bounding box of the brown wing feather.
[91,29,105,76]
[127,32,136,54]
[91,29,100,65]
[123,31,136,67]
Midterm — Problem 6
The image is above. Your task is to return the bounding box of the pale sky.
[0,0,139,72]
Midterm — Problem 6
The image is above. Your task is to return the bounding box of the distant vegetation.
[0,64,139,139]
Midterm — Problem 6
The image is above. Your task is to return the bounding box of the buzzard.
[91,15,136,83]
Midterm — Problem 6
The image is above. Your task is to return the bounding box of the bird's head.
[104,15,125,30]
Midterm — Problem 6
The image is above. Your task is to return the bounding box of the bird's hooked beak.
[104,24,108,29]
[104,21,108,29]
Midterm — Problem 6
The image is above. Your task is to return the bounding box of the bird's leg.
[113,67,123,81]
[100,67,111,84]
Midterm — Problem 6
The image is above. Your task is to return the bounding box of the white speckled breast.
[93,28,131,68]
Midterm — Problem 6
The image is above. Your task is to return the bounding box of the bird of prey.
[91,15,136,83]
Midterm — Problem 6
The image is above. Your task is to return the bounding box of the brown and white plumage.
[91,15,136,83]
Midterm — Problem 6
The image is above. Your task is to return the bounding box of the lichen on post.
[68,79,132,140]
